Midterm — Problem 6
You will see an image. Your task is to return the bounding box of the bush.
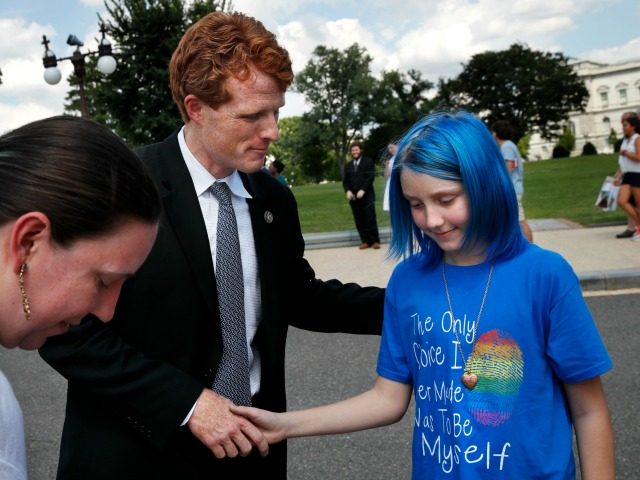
[517,133,531,159]
[582,142,598,155]
[552,145,571,158]
[557,127,576,153]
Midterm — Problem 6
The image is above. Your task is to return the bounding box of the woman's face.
[5,219,158,350]
[622,120,635,137]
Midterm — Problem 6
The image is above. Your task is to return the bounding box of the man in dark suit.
[39,12,383,479]
[343,142,381,249]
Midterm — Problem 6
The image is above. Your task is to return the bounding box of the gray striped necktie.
[209,182,251,406]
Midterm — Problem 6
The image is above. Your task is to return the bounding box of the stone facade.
[528,58,640,160]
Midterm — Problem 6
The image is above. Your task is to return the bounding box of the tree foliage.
[556,126,576,153]
[293,44,436,177]
[294,44,375,175]
[268,116,336,184]
[66,0,231,146]
[365,69,435,159]
[437,43,589,141]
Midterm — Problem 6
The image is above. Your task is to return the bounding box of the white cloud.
[277,21,316,73]
[2,0,637,131]
[581,37,640,64]
[79,0,105,6]
[0,101,61,135]
[281,91,308,119]
[380,0,609,78]
[0,17,70,133]
[0,18,56,58]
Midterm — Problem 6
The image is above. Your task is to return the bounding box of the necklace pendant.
[461,372,478,390]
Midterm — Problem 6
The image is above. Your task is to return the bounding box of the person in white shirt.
[613,112,640,240]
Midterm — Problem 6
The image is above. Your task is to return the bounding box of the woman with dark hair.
[0,115,160,478]
[614,112,640,239]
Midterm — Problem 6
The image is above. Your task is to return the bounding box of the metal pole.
[70,50,88,118]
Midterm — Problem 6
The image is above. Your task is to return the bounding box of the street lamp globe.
[96,32,117,75]
[41,37,62,85]
[43,66,62,85]
[97,54,117,75]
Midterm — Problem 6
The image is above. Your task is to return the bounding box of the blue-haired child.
[233,111,615,479]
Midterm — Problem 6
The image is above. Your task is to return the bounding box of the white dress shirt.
[178,127,262,422]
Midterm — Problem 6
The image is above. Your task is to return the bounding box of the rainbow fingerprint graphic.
[466,329,523,427]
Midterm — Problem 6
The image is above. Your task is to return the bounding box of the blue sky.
[1,0,639,133]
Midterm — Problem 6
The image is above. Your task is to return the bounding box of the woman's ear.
[9,212,52,273]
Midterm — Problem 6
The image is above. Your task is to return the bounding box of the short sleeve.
[544,262,612,383]
[376,271,412,385]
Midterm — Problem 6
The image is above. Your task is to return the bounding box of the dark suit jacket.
[40,132,384,479]
[342,155,376,199]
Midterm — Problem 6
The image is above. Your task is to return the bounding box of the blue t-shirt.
[500,140,524,196]
[377,244,612,479]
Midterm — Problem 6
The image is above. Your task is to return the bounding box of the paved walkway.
[304,219,640,291]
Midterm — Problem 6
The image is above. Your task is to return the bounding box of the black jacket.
[40,132,384,479]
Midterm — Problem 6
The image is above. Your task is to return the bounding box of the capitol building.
[528,58,640,159]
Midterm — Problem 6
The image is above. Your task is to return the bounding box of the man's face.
[192,69,285,178]
[351,146,362,159]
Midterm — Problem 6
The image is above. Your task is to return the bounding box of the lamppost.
[41,23,117,118]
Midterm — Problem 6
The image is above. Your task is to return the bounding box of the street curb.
[303,228,640,292]
[579,268,640,291]
[304,228,391,250]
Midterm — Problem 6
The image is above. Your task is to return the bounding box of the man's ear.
[9,212,51,273]
[183,94,206,124]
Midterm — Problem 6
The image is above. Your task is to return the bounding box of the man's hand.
[187,389,269,459]
[356,189,365,199]
[346,191,355,201]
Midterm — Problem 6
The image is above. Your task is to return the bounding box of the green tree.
[66,0,231,146]
[268,116,336,184]
[556,126,575,153]
[517,133,531,159]
[294,44,376,175]
[365,69,435,159]
[436,43,589,142]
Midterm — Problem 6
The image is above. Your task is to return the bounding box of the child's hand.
[230,405,288,445]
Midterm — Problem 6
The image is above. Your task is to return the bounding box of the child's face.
[400,169,475,265]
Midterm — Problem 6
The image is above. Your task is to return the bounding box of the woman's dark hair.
[271,160,285,173]
[625,115,640,134]
[491,120,514,141]
[0,115,161,246]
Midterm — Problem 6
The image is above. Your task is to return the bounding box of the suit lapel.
[152,144,278,322]
[154,135,218,317]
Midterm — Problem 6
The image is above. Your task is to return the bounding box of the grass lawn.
[523,153,625,226]
[291,154,626,234]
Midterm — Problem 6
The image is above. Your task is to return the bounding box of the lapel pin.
[264,211,274,223]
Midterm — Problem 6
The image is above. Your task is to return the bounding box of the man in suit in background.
[40,11,383,479]
[343,142,381,249]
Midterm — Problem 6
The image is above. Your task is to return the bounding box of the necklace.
[441,261,494,390]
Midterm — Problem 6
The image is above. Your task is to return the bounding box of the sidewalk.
[303,219,640,292]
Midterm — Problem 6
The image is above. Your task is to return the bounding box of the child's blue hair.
[388,111,526,269]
